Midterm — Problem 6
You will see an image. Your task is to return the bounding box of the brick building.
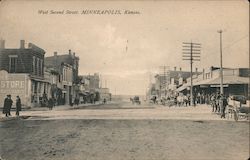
[45,50,79,83]
[44,50,79,105]
[0,40,48,107]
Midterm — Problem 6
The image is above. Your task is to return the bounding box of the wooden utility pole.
[160,66,169,98]
[218,30,224,95]
[182,42,201,106]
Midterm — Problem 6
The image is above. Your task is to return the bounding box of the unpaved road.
[0,102,249,160]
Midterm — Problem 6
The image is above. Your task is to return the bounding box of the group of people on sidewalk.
[2,95,22,117]
[210,92,228,118]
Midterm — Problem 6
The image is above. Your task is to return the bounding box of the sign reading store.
[0,81,25,89]
[0,70,28,95]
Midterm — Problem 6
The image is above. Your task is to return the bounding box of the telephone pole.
[218,30,224,95]
[182,42,201,106]
[160,66,169,98]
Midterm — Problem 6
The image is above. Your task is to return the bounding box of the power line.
[223,34,248,50]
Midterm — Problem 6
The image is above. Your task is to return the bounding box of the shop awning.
[194,75,249,86]
[176,84,189,92]
[176,75,248,92]
[30,77,50,83]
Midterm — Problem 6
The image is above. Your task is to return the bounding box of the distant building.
[153,67,195,98]
[0,40,48,107]
[97,88,112,101]
[88,73,100,91]
[78,73,102,103]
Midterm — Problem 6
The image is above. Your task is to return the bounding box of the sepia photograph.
[0,0,249,160]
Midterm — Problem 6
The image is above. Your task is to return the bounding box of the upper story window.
[37,57,40,75]
[9,55,18,73]
[40,59,43,75]
[63,68,66,81]
[32,56,36,74]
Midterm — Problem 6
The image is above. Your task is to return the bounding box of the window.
[9,55,18,73]
[32,56,36,74]
[40,59,43,75]
[37,82,41,93]
[37,58,40,75]
[65,68,67,81]
[59,74,61,82]
[62,68,65,81]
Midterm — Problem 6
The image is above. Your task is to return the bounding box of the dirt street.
[0,102,249,160]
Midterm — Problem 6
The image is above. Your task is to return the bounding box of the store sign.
[0,70,27,95]
[200,85,208,88]
[0,81,25,89]
[210,84,229,88]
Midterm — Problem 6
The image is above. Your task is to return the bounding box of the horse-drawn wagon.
[227,95,249,121]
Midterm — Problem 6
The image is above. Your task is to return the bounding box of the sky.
[0,0,249,95]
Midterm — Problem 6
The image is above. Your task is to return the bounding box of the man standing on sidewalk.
[210,94,216,112]
[16,96,22,116]
[48,98,54,110]
[3,95,9,117]
[220,94,228,118]
[215,93,221,113]
[2,95,13,117]
[7,95,13,116]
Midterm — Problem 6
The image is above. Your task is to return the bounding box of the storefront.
[0,70,52,108]
[0,70,31,107]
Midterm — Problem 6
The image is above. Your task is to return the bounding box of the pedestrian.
[52,97,56,107]
[74,97,79,106]
[220,94,228,118]
[210,94,216,112]
[183,95,188,107]
[174,95,178,107]
[193,95,197,107]
[177,95,183,107]
[16,96,22,116]
[216,93,221,113]
[3,95,9,117]
[69,95,73,106]
[187,95,191,106]
[153,96,157,104]
[7,95,13,116]
[48,98,54,110]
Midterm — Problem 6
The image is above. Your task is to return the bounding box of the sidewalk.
[0,101,112,111]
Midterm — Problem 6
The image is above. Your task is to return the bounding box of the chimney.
[174,67,176,71]
[20,40,25,49]
[54,51,57,56]
[69,49,72,55]
[0,39,5,49]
